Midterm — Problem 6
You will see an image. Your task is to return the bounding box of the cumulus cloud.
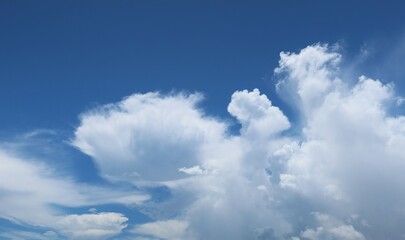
[275,43,342,115]
[80,44,403,239]
[55,212,128,239]
[0,212,128,240]
[72,92,226,183]
[228,88,290,138]
[4,43,405,239]
[299,212,365,240]
[72,89,293,239]
[274,44,405,239]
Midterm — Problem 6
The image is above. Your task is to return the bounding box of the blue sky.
[2,0,405,131]
[2,1,405,239]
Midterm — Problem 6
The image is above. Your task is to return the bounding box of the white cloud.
[299,212,365,240]
[72,89,294,239]
[0,150,84,226]
[275,43,342,115]
[66,44,405,239]
[132,220,190,240]
[145,44,405,239]
[4,43,405,239]
[0,230,59,240]
[178,165,205,175]
[72,92,226,183]
[228,88,290,138]
[55,212,128,239]
[0,149,147,239]
[276,44,405,239]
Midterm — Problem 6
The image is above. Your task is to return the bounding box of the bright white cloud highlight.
[228,88,290,138]
[178,165,205,175]
[275,44,342,115]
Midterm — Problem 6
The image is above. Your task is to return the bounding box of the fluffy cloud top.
[72,92,226,182]
[228,88,290,138]
[275,44,342,115]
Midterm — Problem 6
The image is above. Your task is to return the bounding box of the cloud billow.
[71,43,405,239]
[2,43,405,239]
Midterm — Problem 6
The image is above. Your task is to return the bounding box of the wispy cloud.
[0,148,148,239]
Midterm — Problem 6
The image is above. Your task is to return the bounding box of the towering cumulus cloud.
[2,43,405,239]
[71,43,405,239]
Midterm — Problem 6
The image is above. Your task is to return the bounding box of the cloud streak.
[0,148,147,239]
